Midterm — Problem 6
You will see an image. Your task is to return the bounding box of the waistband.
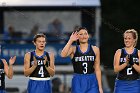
[116,78,140,81]
[30,77,50,81]
[73,73,95,75]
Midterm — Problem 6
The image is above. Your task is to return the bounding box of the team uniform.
[114,48,140,93]
[71,44,99,93]
[27,51,51,93]
[0,60,5,93]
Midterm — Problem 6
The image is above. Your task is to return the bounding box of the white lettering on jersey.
[75,56,95,62]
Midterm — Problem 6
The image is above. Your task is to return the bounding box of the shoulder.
[137,49,140,56]
[24,52,31,61]
[47,52,54,57]
[116,49,121,53]
[92,45,99,49]
[24,51,34,59]
[91,46,100,56]
[25,52,31,57]
[114,49,122,56]
[91,45,99,52]
[138,49,140,53]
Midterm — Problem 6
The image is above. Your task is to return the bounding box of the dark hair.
[75,27,88,32]
[33,33,46,42]
[74,27,88,45]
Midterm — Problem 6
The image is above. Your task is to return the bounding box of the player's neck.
[79,43,88,53]
[124,47,135,54]
[79,43,88,49]
[35,49,44,56]
[125,46,134,50]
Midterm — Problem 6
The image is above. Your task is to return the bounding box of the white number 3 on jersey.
[82,62,88,74]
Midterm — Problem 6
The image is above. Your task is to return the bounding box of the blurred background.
[0,0,140,93]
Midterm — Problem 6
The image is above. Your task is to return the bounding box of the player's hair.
[74,27,88,45]
[123,29,138,47]
[33,33,47,42]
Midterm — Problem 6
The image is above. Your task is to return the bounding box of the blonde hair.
[123,29,138,47]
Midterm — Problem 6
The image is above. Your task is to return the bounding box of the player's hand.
[69,31,79,42]
[33,57,38,67]
[1,59,8,66]
[128,54,134,65]
[44,56,50,67]
[99,88,103,93]
[44,61,50,67]
[9,56,16,65]
[126,54,134,65]
[125,55,130,64]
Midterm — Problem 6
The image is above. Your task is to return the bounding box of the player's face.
[34,37,46,51]
[78,29,89,44]
[124,33,135,48]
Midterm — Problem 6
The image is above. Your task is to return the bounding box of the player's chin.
[125,44,131,48]
[81,40,88,43]
[81,42,88,44]
[39,47,45,50]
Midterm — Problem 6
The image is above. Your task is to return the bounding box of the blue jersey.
[72,44,96,74]
[71,44,99,93]
[0,60,5,90]
[117,48,139,80]
[30,51,50,78]
[114,48,140,93]
[27,51,52,93]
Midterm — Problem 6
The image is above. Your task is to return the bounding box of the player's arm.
[93,46,103,93]
[114,49,128,73]
[61,32,78,57]
[46,52,55,77]
[132,50,140,73]
[1,56,16,79]
[24,52,37,77]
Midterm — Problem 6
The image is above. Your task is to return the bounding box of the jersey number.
[82,63,87,74]
[38,66,44,77]
[127,67,132,75]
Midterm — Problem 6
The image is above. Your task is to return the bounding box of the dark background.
[101,0,140,69]
[100,1,140,91]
